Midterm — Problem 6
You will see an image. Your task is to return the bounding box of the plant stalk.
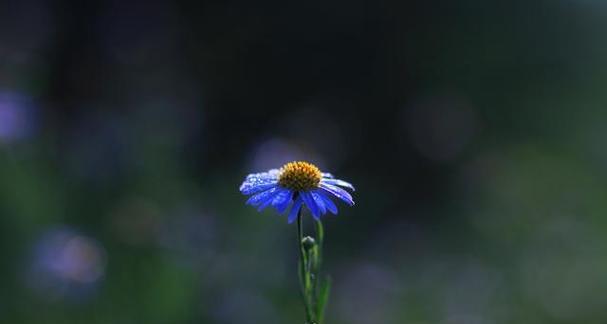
[297,209,315,323]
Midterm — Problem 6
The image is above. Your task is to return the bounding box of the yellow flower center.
[278,161,322,191]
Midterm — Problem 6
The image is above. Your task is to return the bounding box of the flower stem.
[297,212,332,324]
[297,209,315,324]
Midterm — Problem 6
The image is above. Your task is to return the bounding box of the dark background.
[1,0,607,323]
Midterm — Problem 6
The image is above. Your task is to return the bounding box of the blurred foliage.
[1,0,607,323]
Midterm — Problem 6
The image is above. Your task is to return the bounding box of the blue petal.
[300,191,320,220]
[241,182,277,195]
[316,191,338,214]
[321,178,355,191]
[246,186,279,206]
[319,183,354,206]
[257,198,274,211]
[257,189,283,211]
[310,190,327,215]
[240,169,280,194]
[287,197,303,224]
[272,189,293,213]
[321,172,334,179]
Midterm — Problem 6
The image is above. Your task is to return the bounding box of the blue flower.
[240,161,355,223]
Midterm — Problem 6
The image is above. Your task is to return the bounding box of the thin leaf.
[315,220,324,249]
[316,276,332,324]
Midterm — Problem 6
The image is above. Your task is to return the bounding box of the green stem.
[297,209,314,323]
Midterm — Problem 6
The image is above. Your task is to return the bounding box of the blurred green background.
[1,0,607,323]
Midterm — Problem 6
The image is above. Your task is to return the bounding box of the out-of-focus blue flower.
[25,227,106,302]
[0,91,37,143]
[240,161,355,223]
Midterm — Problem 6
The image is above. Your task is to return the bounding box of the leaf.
[315,220,325,248]
[314,220,324,272]
[316,276,332,324]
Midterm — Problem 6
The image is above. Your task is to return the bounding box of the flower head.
[240,161,355,223]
